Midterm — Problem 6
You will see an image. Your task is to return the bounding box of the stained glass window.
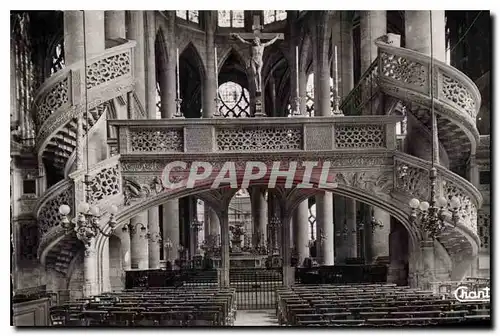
[50,43,64,75]
[156,82,161,119]
[218,11,244,28]
[176,10,199,24]
[218,81,250,118]
[308,203,316,241]
[264,10,287,24]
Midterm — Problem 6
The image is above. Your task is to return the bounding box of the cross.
[229,15,284,41]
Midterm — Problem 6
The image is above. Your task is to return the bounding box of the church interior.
[10,10,491,327]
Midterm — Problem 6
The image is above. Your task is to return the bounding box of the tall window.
[263,10,287,24]
[155,82,161,119]
[176,10,199,24]
[218,10,244,28]
[50,42,64,75]
[218,82,250,118]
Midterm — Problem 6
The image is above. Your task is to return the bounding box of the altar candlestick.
[215,47,219,91]
[295,46,299,99]
[176,48,180,99]
[334,45,339,96]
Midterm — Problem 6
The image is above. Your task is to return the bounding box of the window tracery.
[218,10,244,28]
[50,42,64,75]
[263,10,287,24]
[176,10,199,24]
[218,81,250,118]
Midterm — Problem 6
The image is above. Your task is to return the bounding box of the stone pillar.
[250,187,267,247]
[83,246,97,297]
[64,11,105,63]
[387,220,406,284]
[371,207,391,261]
[148,207,161,269]
[105,11,126,40]
[316,192,334,265]
[334,195,346,263]
[130,211,149,269]
[158,11,176,118]
[405,11,446,62]
[118,227,131,270]
[345,198,357,258]
[360,11,386,74]
[293,200,310,265]
[298,70,307,115]
[145,11,157,116]
[219,209,230,287]
[468,154,480,188]
[101,239,111,293]
[418,240,436,290]
[203,10,217,118]
[126,11,146,110]
[339,11,354,99]
[163,200,180,262]
[281,214,294,286]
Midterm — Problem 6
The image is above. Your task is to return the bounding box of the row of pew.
[277,283,491,326]
[50,287,237,326]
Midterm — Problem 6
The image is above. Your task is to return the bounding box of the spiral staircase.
[33,36,482,286]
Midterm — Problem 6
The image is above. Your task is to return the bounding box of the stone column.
[203,10,217,118]
[418,240,436,290]
[163,200,180,262]
[312,13,335,266]
[316,192,334,265]
[334,195,346,263]
[105,11,126,40]
[250,187,267,247]
[126,11,146,110]
[83,246,97,297]
[101,239,111,293]
[145,11,157,115]
[371,207,391,261]
[63,11,84,65]
[118,226,131,270]
[468,154,480,188]
[345,198,357,258]
[405,11,446,62]
[339,11,354,99]
[293,200,310,266]
[360,11,386,74]
[130,211,149,269]
[281,214,294,286]
[158,11,176,118]
[148,207,161,269]
[219,209,230,287]
[387,220,406,284]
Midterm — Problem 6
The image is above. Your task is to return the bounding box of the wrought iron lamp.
[122,222,147,235]
[58,200,118,248]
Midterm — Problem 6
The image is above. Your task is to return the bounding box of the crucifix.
[230,15,284,94]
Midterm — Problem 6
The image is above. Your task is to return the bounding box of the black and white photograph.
[9,7,492,328]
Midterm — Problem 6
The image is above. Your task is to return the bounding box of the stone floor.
[233,310,279,326]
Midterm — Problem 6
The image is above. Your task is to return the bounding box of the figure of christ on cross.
[230,32,281,93]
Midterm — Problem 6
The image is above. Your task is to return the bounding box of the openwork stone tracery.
[335,125,384,148]
[380,52,427,87]
[130,129,184,152]
[216,127,302,151]
[86,51,131,89]
[87,165,121,204]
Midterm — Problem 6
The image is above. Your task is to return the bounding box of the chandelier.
[59,199,118,248]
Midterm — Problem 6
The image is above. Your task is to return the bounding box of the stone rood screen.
[161,160,339,190]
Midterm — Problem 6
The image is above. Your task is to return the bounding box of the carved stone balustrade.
[393,152,482,239]
[109,116,402,155]
[33,40,136,163]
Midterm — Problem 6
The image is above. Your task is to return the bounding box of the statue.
[230,33,280,93]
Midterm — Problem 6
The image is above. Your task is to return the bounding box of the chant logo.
[161,161,338,190]
[454,285,490,302]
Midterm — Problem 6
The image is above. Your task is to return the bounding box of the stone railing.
[69,155,123,212]
[110,116,402,155]
[33,40,136,155]
[375,38,481,132]
[394,152,482,236]
[340,57,379,116]
[34,179,74,258]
